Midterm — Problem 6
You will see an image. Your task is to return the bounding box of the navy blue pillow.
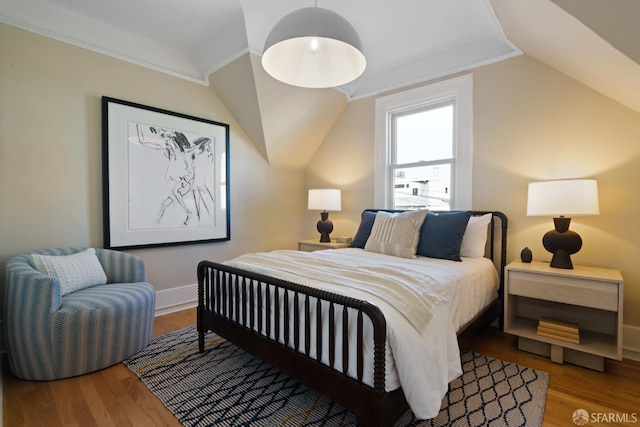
[349,211,377,248]
[416,211,472,261]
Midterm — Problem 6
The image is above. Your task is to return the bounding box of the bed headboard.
[362,209,508,297]
[469,211,508,295]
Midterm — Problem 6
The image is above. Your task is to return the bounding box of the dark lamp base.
[549,249,574,269]
[543,217,582,269]
[317,211,334,243]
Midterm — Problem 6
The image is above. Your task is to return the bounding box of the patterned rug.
[124,326,548,427]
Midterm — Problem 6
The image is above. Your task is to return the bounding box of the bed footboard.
[197,261,408,427]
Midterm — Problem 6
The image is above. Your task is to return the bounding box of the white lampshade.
[262,8,366,88]
[308,189,342,211]
[527,179,599,217]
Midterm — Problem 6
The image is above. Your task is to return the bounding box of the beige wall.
[304,97,376,239]
[306,55,640,328]
[473,55,640,327]
[0,24,306,293]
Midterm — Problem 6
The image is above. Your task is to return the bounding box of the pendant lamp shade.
[262,8,366,88]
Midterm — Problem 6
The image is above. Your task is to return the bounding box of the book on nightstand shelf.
[537,318,580,344]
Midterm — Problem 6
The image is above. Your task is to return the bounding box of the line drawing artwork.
[128,122,216,228]
[103,97,230,248]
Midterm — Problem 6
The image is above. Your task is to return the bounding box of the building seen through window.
[392,104,453,210]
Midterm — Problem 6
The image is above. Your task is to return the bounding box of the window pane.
[393,164,451,210]
[395,105,453,165]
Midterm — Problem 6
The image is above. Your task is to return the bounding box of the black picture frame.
[102,96,230,249]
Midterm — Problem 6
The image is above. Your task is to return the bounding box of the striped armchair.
[3,247,156,380]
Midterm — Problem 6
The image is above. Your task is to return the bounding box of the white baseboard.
[623,324,640,362]
[154,283,198,317]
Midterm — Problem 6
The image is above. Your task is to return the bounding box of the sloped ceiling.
[490,0,640,114]
[208,53,347,167]
[2,0,639,166]
[551,0,640,65]
[0,0,521,99]
[0,0,521,166]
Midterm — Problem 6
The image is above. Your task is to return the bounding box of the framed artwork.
[102,96,230,249]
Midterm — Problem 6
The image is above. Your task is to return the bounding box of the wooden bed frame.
[197,210,507,426]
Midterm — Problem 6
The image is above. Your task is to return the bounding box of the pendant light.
[261,5,366,88]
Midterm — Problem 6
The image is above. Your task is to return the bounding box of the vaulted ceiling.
[2,0,639,166]
[492,0,640,115]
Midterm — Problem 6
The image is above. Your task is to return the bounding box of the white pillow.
[460,213,492,258]
[32,248,107,296]
[364,210,427,259]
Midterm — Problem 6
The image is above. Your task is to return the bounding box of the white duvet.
[225,248,499,419]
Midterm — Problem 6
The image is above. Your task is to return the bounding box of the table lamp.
[308,189,342,242]
[527,179,599,269]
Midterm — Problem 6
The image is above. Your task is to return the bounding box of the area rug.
[124,326,548,427]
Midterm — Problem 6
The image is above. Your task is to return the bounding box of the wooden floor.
[4,309,639,426]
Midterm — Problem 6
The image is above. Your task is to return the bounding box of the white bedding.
[224,247,499,419]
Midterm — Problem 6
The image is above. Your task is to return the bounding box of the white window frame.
[374,74,473,210]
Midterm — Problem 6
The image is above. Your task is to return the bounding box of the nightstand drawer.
[508,270,618,311]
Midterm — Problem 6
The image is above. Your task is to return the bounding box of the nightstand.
[504,261,623,371]
[298,239,349,252]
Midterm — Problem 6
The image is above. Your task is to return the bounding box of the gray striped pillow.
[364,210,427,258]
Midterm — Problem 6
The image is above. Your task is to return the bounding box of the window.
[374,75,473,210]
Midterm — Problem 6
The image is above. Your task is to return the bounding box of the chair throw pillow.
[32,248,107,296]
[364,210,427,259]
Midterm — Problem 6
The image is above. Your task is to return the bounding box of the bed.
[197,210,507,426]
